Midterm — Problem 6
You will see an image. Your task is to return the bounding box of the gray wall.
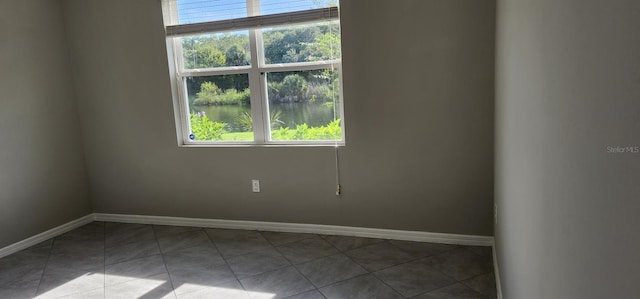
[495,0,640,298]
[62,0,495,235]
[0,0,91,248]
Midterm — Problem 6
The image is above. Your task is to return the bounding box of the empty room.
[0,0,638,298]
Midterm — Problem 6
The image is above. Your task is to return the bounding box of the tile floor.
[0,222,497,299]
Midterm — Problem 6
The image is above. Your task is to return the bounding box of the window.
[161,0,344,146]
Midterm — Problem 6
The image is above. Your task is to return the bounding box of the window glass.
[186,74,254,142]
[181,31,251,69]
[266,69,341,141]
[177,0,247,25]
[263,21,341,64]
[260,0,337,15]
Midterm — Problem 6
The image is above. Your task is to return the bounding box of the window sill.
[178,141,345,148]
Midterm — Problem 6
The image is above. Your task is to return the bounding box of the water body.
[193,102,337,132]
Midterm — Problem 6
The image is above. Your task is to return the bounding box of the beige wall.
[495,0,640,297]
[61,0,495,235]
[0,0,91,248]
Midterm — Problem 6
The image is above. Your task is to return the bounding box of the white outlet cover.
[252,180,260,192]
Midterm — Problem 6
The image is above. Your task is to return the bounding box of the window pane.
[180,31,250,69]
[186,74,253,142]
[259,0,338,15]
[176,0,247,25]
[266,69,342,141]
[262,21,341,64]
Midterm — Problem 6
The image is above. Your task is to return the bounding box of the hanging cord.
[328,15,342,196]
[335,145,341,195]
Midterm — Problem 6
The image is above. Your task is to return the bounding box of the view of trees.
[183,21,342,141]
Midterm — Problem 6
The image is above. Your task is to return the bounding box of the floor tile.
[226,248,291,278]
[50,238,104,258]
[158,229,212,253]
[0,223,497,299]
[414,283,486,299]
[421,248,493,281]
[163,245,225,272]
[321,235,384,252]
[297,253,367,288]
[105,273,176,299]
[260,231,316,246]
[0,246,51,265]
[105,223,155,248]
[178,279,250,299]
[154,225,202,238]
[468,246,493,257]
[0,279,39,299]
[319,274,402,299]
[389,240,458,259]
[276,236,339,264]
[240,266,314,299]
[44,254,104,275]
[105,238,161,265]
[283,289,326,299]
[57,222,104,242]
[206,229,272,257]
[0,262,47,287]
[36,270,104,298]
[463,272,497,299]
[374,259,456,297]
[105,254,167,286]
[30,239,55,249]
[345,242,415,272]
[169,264,237,295]
[0,246,50,286]
[56,287,104,299]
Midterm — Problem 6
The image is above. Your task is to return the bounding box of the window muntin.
[163,0,343,146]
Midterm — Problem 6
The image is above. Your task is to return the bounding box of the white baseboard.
[0,213,494,260]
[94,213,494,246]
[493,241,504,299]
[0,214,94,259]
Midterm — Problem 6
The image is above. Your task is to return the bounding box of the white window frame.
[162,0,345,147]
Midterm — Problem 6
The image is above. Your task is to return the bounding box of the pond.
[192,102,338,132]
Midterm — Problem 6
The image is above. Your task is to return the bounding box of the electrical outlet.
[252,180,260,192]
[494,204,498,224]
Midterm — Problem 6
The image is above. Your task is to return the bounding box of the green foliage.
[281,74,309,98]
[194,82,250,106]
[272,119,341,140]
[267,81,283,100]
[236,111,253,131]
[190,112,227,140]
[225,45,248,66]
[304,31,341,61]
[183,44,226,69]
[269,110,285,129]
[235,110,285,131]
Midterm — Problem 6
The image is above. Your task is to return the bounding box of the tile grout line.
[150,224,178,298]
[102,221,106,299]
[410,282,489,299]
[385,246,494,298]
[343,240,473,298]
[33,231,58,297]
[19,223,493,299]
[203,227,251,297]
[288,234,374,295]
